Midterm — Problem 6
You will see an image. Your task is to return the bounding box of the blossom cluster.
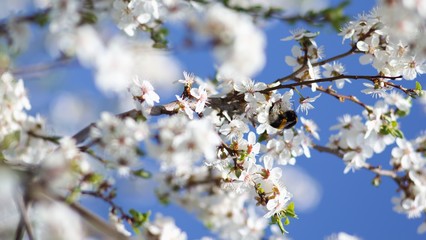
[340,8,426,80]
[327,92,413,173]
[90,112,149,176]
[144,70,325,238]
[391,135,426,233]
[0,72,90,239]
[1,0,426,239]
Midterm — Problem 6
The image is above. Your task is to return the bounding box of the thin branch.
[274,47,358,83]
[267,74,402,92]
[274,26,377,83]
[11,57,73,77]
[72,109,140,144]
[312,144,343,158]
[72,97,243,145]
[80,190,131,221]
[315,86,373,111]
[0,9,50,34]
[312,144,398,178]
[14,194,34,240]
[40,191,130,240]
[384,81,418,96]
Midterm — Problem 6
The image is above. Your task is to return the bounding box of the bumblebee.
[268,103,298,130]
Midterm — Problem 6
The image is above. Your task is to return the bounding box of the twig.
[267,74,402,92]
[12,57,73,77]
[72,109,140,144]
[274,47,358,83]
[81,190,131,221]
[315,86,373,111]
[274,26,377,83]
[14,194,34,240]
[312,144,398,178]
[40,191,129,240]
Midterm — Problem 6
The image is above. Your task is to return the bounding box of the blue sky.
[13,0,426,239]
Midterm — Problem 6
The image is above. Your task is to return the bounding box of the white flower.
[144,214,187,240]
[384,91,411,112]
[401,197,424,218]
[281,28,318,41]
[176,95,194,119]
[196,4,266,76]
[297,94,321,114]
[233,77,267,101]
[418,222,426,234]
[391,138,424,170]
[259,155,282,182]
[109,211,132,237]
[256,109,277,135]
[342,134,373,173]
[112,0,162,36]
[246,131,260,161]
[190,85,208,113]
[263,181,292,218]
[219,119,249,140]
[326,232,361,240]
[31,202,84,240]
[322,62,351,89]
[129,76,160,107]
[356,34,380,65]
[281,130,303,164]
[285,45,304,69]
[301,117,320,140]
[178,71,195,86]
[402,56,426,80]
[361,82,388,98]
[151,115,221,176]
[95,38,134,94]
[90,112,148,175]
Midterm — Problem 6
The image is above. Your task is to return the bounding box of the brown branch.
[72,95,246,145]
[40,191,130,240]
[274,47,358,83]
[312,144,343,158]
[0,9,50,34]
[14,194,34,240]
[274,26,377,83]
[384,81,418,96]
[312,144,398,178]
[316,86,373,111]
[72,109,140,144]
[11,57,72,77]
[80,190,132,221]
[267,74,402,92]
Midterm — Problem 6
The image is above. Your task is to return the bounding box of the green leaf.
[66,187,81,203]
[81,11,97,24]
[379,125,390,135]
[132,168,152,179]
[395,109,408,117]
[416,81,423,91]
[257,131,268,142]
[129,209,151,227]
[0,131,20,151]
[284,202,298,219]
[372,175,381,187]
[389,129,404,139]
[156,191,170,205]
[84,173,104,184]
[272,215,287,234]
[235,168,242,178]
[132,226,140,234]
[34,12,49,26]
[284,217,290,225]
